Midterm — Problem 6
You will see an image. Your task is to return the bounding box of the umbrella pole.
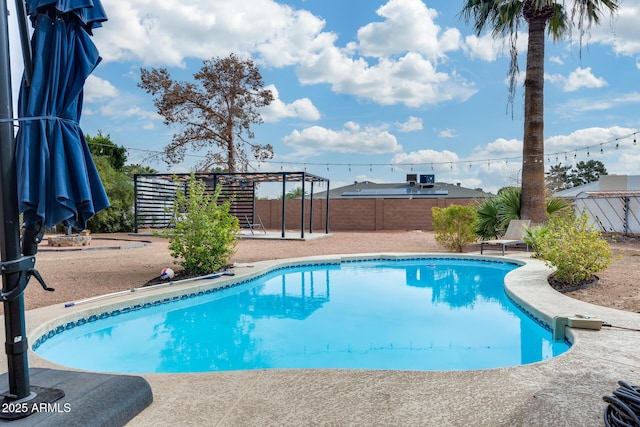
[0,1,64,419]
[0,0,31,402]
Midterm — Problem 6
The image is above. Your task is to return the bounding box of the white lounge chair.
[480,219,531,255]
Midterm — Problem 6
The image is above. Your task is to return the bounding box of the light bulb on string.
[280,163,283,171]
[634,135,637,146]
[369,164,372,172]
[564,153,568,161]
[600,144,603,155]
[390,165,394,172]
[587,148,590,157]
[450,162,453,170]
[348,164,352,172]
[430,163,434,171]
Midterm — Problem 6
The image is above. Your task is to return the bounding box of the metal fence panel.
[575,196,640,234]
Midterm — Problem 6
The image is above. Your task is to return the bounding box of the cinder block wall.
[255,198,477,231]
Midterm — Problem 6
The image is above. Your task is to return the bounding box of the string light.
[177,129,636,173]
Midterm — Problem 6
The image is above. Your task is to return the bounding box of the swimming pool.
[33,257,569,373]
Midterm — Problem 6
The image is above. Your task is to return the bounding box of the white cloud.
[94,0,331,67]
[298,50,477,107]
[544,126,637,154]
[283,121,402,157]
[356,0,461,59]
[260,85,321,122]
[95,0,475,108]
[396,116,423,132]
[550,56,564,65]
[84,76,119,102]
[391,149,460,168]
[438,128,457,138]
[588,4,640,57]
[547,68,607,92]
[463,34,504,62]
[463,31,528,62]
[554,92,640,115]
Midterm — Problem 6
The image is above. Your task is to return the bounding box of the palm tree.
[461,0,619,224]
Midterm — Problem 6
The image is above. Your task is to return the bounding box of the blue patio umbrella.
[16,0,109,231]
[0,0,108,417]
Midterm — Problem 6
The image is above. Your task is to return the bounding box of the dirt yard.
[7,231,640,314]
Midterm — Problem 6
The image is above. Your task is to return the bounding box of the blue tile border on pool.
[31,256,523,352]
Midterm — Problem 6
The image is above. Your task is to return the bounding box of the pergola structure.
[134,172,330,238]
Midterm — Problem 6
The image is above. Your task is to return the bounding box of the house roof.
[554,175,640,198]
[313,181,493,199]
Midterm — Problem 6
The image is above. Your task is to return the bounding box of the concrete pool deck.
[3,252,640,426]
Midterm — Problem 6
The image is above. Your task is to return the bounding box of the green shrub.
[432,205,478,252]
[536,211,612,285]
[158,174,239,275]
[475,187,571,239]
[522,224,548,258]
[86,156,134,233]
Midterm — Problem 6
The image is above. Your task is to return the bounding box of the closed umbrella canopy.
[16,0,108,230]
[0,0,108,415]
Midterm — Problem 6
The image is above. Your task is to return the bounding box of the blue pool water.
[35,258,569,373]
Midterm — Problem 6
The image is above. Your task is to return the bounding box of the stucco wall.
[255,198,477,231]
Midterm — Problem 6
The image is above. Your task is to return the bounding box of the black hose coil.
[603,381,640,427]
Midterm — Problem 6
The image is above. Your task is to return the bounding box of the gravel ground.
[4,230,639,314]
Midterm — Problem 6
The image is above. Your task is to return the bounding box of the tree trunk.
[520,17,548,224]
[227,122,235,173]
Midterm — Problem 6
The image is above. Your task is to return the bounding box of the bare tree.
[139,53,274,172]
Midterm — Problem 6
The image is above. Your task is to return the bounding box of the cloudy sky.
[8,0,640,195]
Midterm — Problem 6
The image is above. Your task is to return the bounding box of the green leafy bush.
[432,205,478,252]
[536,211,612,285]
[159,174,239,275]
[475,187,571,239]
[86,156,134,233]
[522,224,548,258]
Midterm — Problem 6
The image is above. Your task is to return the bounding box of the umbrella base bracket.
[0,256,54,301]
[0,385,64,420]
